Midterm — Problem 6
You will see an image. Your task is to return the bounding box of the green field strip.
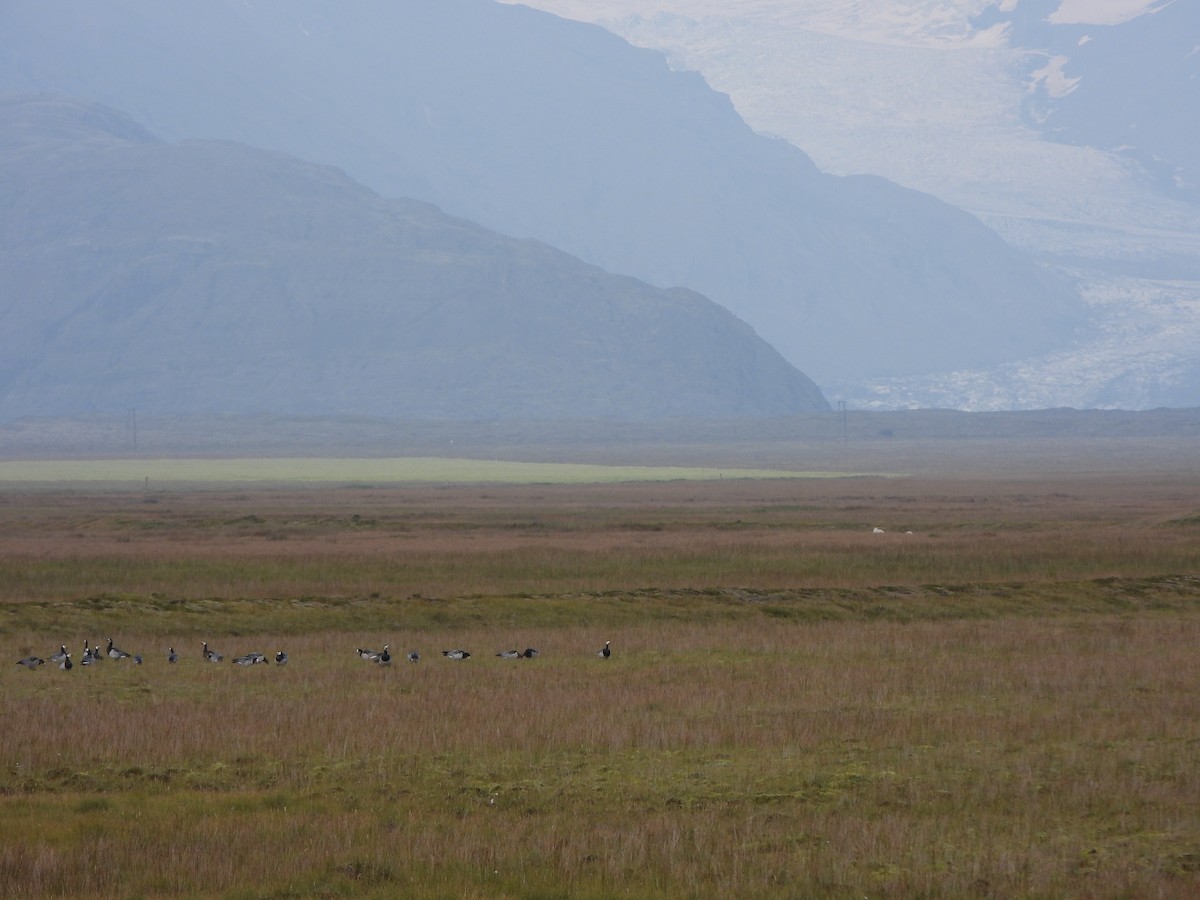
[0,457,879,485]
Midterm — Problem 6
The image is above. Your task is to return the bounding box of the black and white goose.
[80,644,98,666]
[357,647,380,662]
[377,645,391,665]
[107,638,131,661]
[598,640,611,659]
[167,647,178,664]
[521,648,539,659]
[407,651,420,664]
[49,645,69,665]
[496,649,520,660]
[202,641,223,663]
[233,652,266,666]
[275,650,288,665]
[16,655,44,669]
[442,649,470,660]
[59,652,73,671]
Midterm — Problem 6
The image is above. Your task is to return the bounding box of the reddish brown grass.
[1,471,1198,896]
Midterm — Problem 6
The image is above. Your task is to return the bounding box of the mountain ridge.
[0,0,1081,386]
[0,94,828,422]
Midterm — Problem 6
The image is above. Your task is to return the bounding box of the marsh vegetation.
[2,459,1199,897]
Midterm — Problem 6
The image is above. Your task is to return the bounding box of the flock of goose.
[15,638,614,670]
[16,638,142,671]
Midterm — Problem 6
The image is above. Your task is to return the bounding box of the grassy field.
[0,456,860,486]
[2,459,1199,897]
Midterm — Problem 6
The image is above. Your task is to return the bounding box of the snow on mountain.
[507,0,1200,410]
[1048,1,1165,26]
[854,276,1200,410]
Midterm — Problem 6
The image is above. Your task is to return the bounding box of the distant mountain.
[0,0,1080,386]
[0,95,827,421]
[505,0,1200,410]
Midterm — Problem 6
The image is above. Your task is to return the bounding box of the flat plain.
[2,433,1199,897]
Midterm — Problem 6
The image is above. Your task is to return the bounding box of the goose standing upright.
[59,653,73,670]
[49,645,69,665]
[167,647,178,664]
[202,641,223,663]
[598,640,611,659]
[275,650,288,665]
[107,638,131,661]
[377,645,391,665]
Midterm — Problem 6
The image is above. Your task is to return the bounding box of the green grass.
[0,456,876,485]
[3,575,1200,639]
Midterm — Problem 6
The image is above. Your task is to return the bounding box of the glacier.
[505,0,1200,410]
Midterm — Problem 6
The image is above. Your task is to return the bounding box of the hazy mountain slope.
[0,0,1079,387]
[508,0,1200,409]
[0,95,828,421]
